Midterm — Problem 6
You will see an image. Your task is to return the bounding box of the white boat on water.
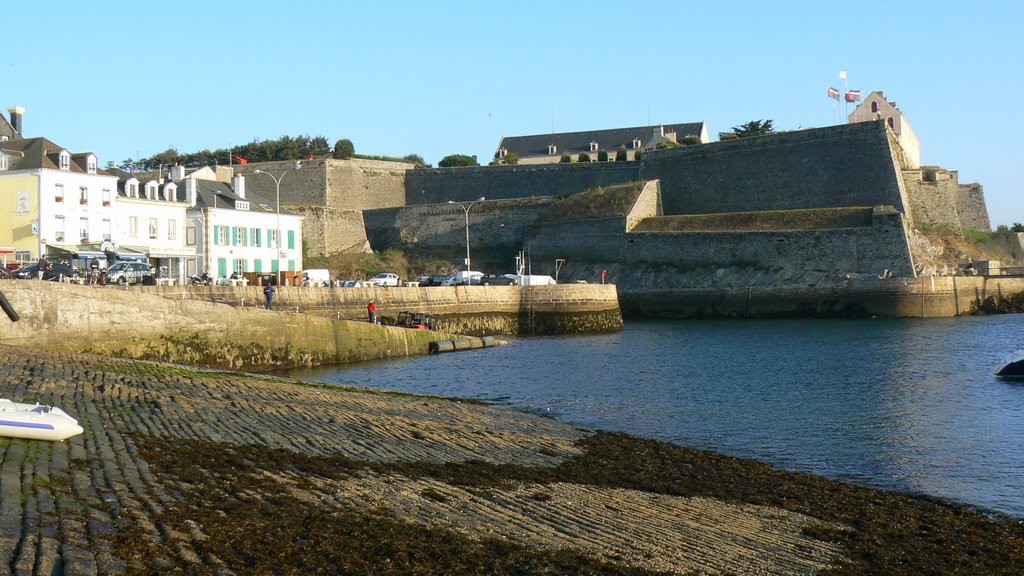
[0,399,84,441]
[996,349,1024,379]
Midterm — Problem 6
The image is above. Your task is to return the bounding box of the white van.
[452,270,483,285]
[302,269,332,287]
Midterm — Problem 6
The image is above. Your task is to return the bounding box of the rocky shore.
[1,345,1022,575]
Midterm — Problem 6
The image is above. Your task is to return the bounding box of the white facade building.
[115,175,194,281]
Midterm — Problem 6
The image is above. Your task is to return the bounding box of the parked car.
[448,270,483,285]
[105,262,154,285]
[302,268,332,287]
[477,273,517,286]
[419,274,452,287]
[369,272,400,287]
[11,261,76,281]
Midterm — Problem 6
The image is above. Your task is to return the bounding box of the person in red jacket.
[367,299,377,324]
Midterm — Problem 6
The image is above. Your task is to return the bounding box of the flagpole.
[841,71,849,123]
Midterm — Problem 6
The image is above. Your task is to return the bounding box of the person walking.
[367,299,377,324]
[37,257,49,280]
[263,282,276,310]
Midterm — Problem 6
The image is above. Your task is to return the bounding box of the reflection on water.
[287,315,1024,517]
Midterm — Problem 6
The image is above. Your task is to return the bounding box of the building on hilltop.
[494,122,709,165]
[848,91,920,168]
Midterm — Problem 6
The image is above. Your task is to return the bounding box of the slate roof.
[496,122,706,160]
[0,137,110,175]
[192,179,296,216]
[0,112,16,141]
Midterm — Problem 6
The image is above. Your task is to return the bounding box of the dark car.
[477,273,517,286]
[420,274,452,287]
[12,261,77,281]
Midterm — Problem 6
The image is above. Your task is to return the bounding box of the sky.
[6,1,1022,225]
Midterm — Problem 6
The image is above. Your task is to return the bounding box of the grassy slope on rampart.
[632,207,875,233]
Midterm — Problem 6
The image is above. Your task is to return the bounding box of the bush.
[597,150,608,162]
[577,152,591,163]
[333,139,355,159]
[559,154,572,163]
[615,145,627,162]
[438,154,479,168]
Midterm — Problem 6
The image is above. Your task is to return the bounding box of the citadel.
[1,91,1016,318]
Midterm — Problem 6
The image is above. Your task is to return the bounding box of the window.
[548,144,557,155]
[186,226,196,246]
[54,183,64,202]
[129,183,138,198]
[87,156,96,173]
[632,138,642,149]
[233,226,246,246]
[589,141,599,152]
[0,155,7,170]
[55,215,65,241]
[233,259,246,274]
[887,117,895,129]
[498,148,507,159]
[145,184,157,200]
[80,186,88,205]
[288,230,295,249]
[102,218,112,241]
[214,225,228,246]
[102,188,111,206]
[268,229,279,249]
[871,101,879,113]
[80,217,89,240]
[236,201,249,211]
[250,228,262,247]
[168,219,176,241]
[149,218,158,239]
[129,216,138,238]
[59,152,70,170]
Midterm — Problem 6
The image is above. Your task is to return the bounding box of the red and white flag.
[839,70,847,80]
[235,155,248,165]
[845,89,862,103]
[827,87,840,100]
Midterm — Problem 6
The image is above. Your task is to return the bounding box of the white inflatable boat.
[0,399,84,441]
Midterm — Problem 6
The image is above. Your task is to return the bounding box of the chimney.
[169,164,186,182]
[232,172,245,199]
[8,106,24,136]
[185,178,198,206]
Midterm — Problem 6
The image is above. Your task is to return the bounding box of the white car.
[369,272,400,287]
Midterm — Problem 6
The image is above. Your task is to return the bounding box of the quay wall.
[622,276,1024,319]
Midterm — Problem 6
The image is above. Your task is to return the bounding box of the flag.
[839,70,847,80]
[827,87,840,100]
[309,154,314,161]
[845,89,862,103]
[235,155,248,165]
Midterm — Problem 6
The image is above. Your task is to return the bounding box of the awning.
[46,244,108,260]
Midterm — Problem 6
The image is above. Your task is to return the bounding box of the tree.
[502,151,519,165]
[333,139,355,159]
[597,150,609,162]
[616,145,628,162]
[680,135,702,146]
[559,154,572,163]
[402,154,427,167]
[718,119,774,141]
[438,154,479,168]
[656,141,679,150]
[1011,223,1024,233]
[578,152,591,163]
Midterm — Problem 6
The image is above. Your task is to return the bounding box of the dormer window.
[498,148,507,159]
[86,155,96,173]
[145,183,158,200]
[128,182,139,198]
[548,144,557,155]
[632,139,642,149]
[236,201,250,211]
[59,151,70,170]
[589,141,599,152]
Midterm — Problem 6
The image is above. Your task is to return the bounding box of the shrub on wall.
[503,152,519,165]
[438,154,479,167]
[616,145,627,162]
[560,154,572,163]
[333,139,355,159]
[598,150,609,162]
[578,152,591,163]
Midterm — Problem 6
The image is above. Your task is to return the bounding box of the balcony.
[102,200,110,206]
[55,235,64,242]
[79,199,88,205]
[55,196,64,202]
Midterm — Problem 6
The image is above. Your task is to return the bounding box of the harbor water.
[287,315,1024,518]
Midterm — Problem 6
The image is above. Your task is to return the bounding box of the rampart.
[639,121,908,216]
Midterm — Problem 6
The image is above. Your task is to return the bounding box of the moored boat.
[0,399,84,441]
[996,349,1024,378]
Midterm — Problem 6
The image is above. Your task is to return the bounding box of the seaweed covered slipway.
[1,345,1023,575]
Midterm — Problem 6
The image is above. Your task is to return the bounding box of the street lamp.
[448,197,485,275]
[254,161,301,286]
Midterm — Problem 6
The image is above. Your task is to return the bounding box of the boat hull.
[0,399,84,441]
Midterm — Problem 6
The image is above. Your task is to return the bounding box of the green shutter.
[254,259,262,273]
[288,230,295,249]
[218,258,227,277]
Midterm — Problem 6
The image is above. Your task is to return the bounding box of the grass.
[632,207,875,233]
[539,183,646,222]
[113,430,1024,575]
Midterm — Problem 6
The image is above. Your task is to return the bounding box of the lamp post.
[448,197,485,275]
[254,161,301,286]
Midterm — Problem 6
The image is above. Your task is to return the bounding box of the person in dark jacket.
[263,282,276,310]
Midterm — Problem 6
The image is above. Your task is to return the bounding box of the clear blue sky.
[8,1,1022,226]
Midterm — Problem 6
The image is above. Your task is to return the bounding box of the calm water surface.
[288,316,1024,518]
